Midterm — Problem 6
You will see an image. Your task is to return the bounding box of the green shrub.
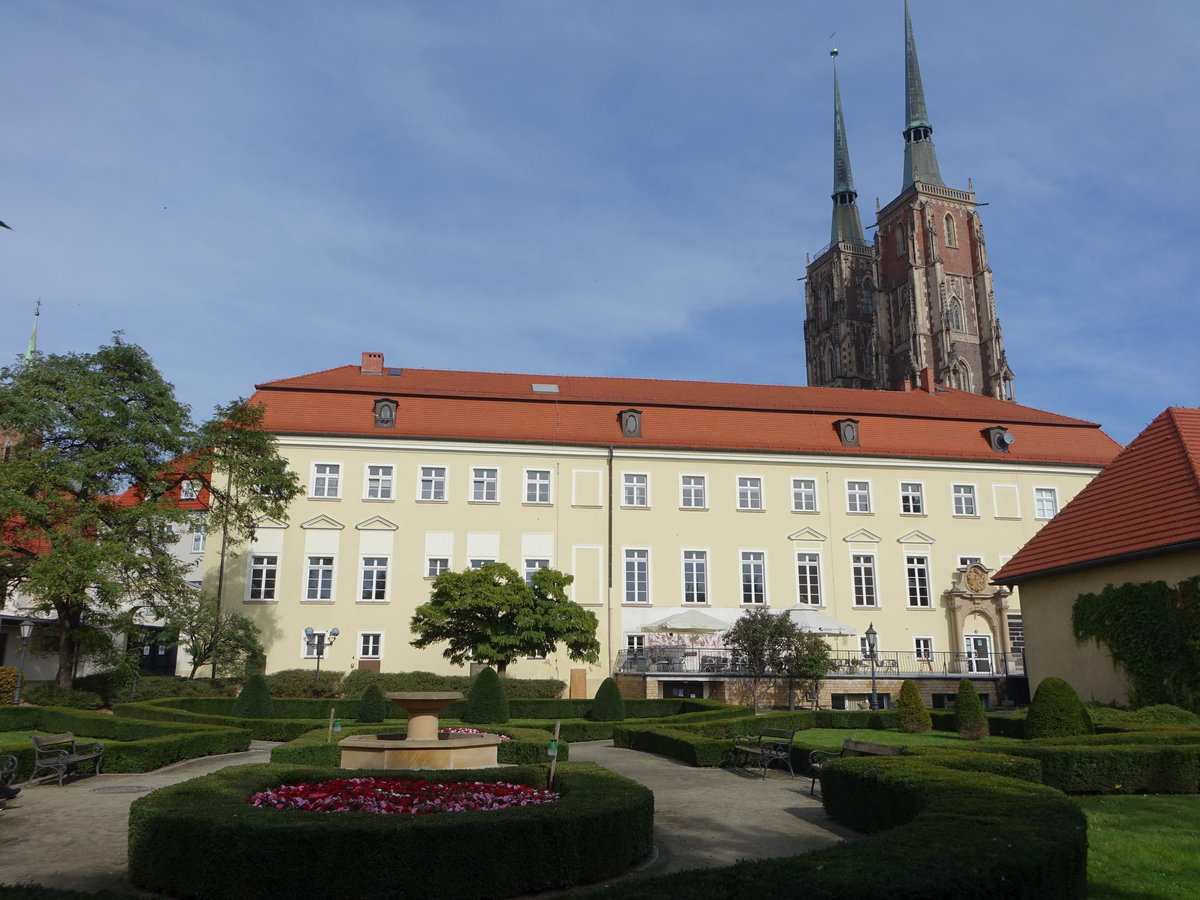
[74,670,130,705]
[265,668,344,698]
[357,684,389,723]
[233,674,276,718]
[1025,677,1094,739]
[590,677,625,721]
[23,683,104,710]
[464,667,509,724]
[954,679,987,741]
[128,763,652,899]
[130,676,242,700]
[0,665,18,704]
[896,679,931,734]
[339,668,565,699]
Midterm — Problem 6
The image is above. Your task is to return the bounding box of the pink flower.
[246,778,558,815]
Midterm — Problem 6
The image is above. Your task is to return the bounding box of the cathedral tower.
[805,2,1015,401]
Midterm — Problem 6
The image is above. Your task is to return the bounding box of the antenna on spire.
[25,300,41,362]
[829,32,838,58]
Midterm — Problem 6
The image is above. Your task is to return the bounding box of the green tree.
[896,678,932,733]
[0,337,301,688]
[409,563,600,676]
[954,678,988,740]
[158,593,264,679]
[463,666,509,724]
[724,608,796,710]
[779,630,832,710]
[591,676,626,721]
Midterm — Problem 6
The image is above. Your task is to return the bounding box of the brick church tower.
[805,2,1015,401]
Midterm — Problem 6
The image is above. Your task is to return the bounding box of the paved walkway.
[0,741,855,895]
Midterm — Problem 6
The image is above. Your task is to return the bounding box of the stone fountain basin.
[339,731,502,771]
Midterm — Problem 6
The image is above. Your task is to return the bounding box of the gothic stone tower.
[805,2,1015,401]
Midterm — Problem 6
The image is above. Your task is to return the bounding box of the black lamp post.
[865,622,879,711]
[13,618,34,705]
[305,626,339,684]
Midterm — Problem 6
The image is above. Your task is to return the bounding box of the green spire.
[902,1,944,189]
[830,55,866,245]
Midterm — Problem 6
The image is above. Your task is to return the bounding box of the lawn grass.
[798,728,1023,749]
[0,731,46,744]
[1077,794,1200,899]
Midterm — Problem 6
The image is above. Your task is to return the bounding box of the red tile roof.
[249,355,1121,467]
[995,407,1200,583]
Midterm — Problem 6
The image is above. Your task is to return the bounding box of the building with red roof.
[994,407,1200,705]
[202,352,1120,705]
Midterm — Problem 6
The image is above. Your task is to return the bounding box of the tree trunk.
[55,621,79,690]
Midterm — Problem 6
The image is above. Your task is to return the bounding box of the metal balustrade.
[614,647,1023,677]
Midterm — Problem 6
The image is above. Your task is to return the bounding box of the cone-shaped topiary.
[1025,676,1095,739]
[590,677,626,721]
[357,683,390,723]
[233,673,275,719]
[954,678,988,740]
[896,678,932,733]
[463,667,509,724]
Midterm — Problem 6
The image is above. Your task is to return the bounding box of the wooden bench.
[808,738,906,795]
[732,728,797,778]
[31,733,104,786]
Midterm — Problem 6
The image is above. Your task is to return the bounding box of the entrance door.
[964,634,992,673]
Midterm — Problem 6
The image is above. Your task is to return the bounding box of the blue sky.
[2,1,1197,446]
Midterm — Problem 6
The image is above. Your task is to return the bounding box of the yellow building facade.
[206,354,1120,704]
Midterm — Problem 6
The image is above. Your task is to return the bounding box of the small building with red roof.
[994,407,1200,705]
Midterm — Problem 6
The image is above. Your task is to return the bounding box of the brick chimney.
[361,351,384,375]
[917,367,937,394]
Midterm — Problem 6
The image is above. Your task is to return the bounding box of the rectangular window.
[626,634,645,651]
[525,469,551,504]
[906,555,932,607]
[190,522,207,553]
[914,637,933,661]
[792,478,818,512]
[851,554,877,607]
[249,555,278,600]
[1035,487,1059,519]
[469,558,496,570]
[953,484,977,517]
[846,481,871,513]
[180,479,201,500]
[682,550,708,604]
[741,551,766,605]
[365,465,393,500]
[900,482,924,515]
[796,552,821,605]
[426,557,449,578]
[623,473,648,507]
[419,466,446,501]
[624,549,649,603]
[360,632,382,659]
[680,475,706,509]
[471,467,498,502]
[958,555,983,568]
[312,463,340,498]
[360,557,388,601]
[524,558,550,584]
[306,556,334,600]
[737,476,763,510]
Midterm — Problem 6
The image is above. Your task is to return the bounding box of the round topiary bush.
[896,678,931,733]
[234,673,276,719]
[357,683,389,723]
[1025,676,1094,739]
[464,667,509,724]
[590,677,626,721]
[954,678,988,740]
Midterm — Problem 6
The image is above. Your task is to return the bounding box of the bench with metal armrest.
[732,728,798,778]
[31,733,104,786]
[808,738,906,794]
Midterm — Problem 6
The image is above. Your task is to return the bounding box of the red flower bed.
[247,777,558,815]
[439,727,512,740]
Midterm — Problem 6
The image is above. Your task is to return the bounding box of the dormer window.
[373,399,397,429]
[983,425,1015,453]
[179,479,202,501]
[834,418,860,448]
[618,409,642,438]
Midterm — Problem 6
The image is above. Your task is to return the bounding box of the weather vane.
[830,32,838,58]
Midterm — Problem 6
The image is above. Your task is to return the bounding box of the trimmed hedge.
[112,698,359,741]
[591,754,1086,899]
[338,668,565,699]
[128,762,652,899]
[271,724,569,767]
[0,706,250,780]
[929,710,1025,739]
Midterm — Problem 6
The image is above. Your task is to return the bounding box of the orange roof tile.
[250,356,1121,467]
[995,407,1200,583]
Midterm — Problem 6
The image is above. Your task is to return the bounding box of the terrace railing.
[614,647,1023,678]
